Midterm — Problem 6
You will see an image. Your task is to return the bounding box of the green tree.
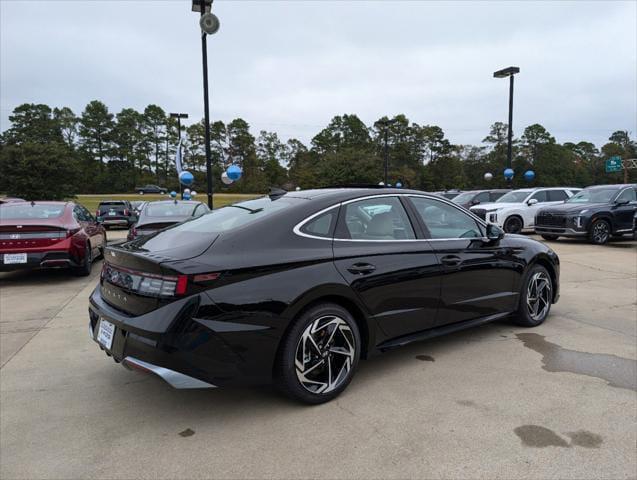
[141,105,167,181]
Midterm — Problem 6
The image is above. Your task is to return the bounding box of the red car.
[0,201,106,276]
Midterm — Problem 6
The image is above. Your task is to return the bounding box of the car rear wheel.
[589,219,610,245]
[275,303,361,404]
[74,243,93,277]
[541,234,559,241]
[512,265,553,327]
[504,216,523,234]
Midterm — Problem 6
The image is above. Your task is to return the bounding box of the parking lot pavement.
[1,236,635,479]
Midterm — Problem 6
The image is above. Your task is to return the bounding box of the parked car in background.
[91,188,560,404]
[452,189,511,210]
[135,184,167,195]
[0,197,25,204]
[535,184,637,244]
[96,201,135,229]
[126,200,210,241]
[433,190,463,200]
[471,187,582,234]
[0,201,105,275]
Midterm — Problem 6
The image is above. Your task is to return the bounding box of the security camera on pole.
[191,0,220,209]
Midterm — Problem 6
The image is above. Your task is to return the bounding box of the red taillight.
[124,209,130,216]
[175,275,189,295]
[95,210,100,218]
[129,226,137,239]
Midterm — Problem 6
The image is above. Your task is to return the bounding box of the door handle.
[440,255,462,266]
[347,263,376,275]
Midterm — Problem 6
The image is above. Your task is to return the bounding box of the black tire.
[274,303,361,404]
[504,216,523,234]
[589,219,611,245]
[541,234,559,241]
[512,265,553,327]
[74,243,93,277]
[98,234,107,259]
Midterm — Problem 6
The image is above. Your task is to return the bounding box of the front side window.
[496,191,531,203]
[530,191,548,203]
[474,191,490,203]
[410,197,483,239]
[616,188,637,203]
[567,188,619,204]
[339,197,415,240]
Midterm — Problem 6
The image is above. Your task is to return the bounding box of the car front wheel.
[541,234,559,241]
[513,265,553,327]
[275,303,361,404]
[589,219,610,245]
[504,216,523,234]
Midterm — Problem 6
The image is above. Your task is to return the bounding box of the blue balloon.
[504,168,514,180]
[395,182,403,188]
[179,171,194,186]
[226,165,242,181]
[524,170,535,181]
[169,191,177,198]
[182,192,191,200]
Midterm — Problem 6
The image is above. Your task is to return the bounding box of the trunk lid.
[0,224,71,251]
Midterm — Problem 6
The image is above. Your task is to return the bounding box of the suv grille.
[536,213,567,227]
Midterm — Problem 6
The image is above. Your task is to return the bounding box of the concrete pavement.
[1,234,635,479]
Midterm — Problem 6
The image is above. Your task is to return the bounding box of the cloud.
[1,0,635,148]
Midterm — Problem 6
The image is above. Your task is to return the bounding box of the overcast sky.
[1,0,635,148]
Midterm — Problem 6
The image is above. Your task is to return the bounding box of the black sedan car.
[127,200,210,241]
[90,188,560,404]
[135,184,167,195]
[535,184,637,244]
[452,189,511,209]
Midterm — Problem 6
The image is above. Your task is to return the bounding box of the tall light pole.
[170,113,188,199]
[192,0,219,209]
[377,118,398,185]
[493,66,520,171]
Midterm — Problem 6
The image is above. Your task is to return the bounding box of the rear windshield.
[0,204,65,220]
[99,202,126,206]
[145,203,197,217]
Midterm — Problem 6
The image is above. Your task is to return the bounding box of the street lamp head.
[493,66,520,78]
[191,0,212,13]
[170,113,189,119]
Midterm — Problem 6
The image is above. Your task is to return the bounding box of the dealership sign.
[605,156,623,173]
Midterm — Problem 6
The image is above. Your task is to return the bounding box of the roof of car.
[285,187,428,201]
[146,200,202,205]
[587,183,636,189]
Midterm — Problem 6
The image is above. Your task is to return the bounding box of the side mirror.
[527,198,539,206]
[615,199,629,206]
[471,199,480,205]
[486,223,505,241]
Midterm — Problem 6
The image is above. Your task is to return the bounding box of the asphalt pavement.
[1,230,635,479]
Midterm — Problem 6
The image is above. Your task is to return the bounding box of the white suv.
[470,187,582,233]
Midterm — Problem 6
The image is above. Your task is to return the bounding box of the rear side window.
[548,190,568,201]
[410,197,483,239]
[337,197,415,240]
[300,209,337,238]
[490,191,507,201]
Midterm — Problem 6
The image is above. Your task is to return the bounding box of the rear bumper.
[99,218,132,226]
[0,250,79,271]
[88,286,281,389]
[535,226,587,237]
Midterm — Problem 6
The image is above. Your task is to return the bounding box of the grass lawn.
[75,193,262,213]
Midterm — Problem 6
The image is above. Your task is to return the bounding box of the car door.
[407,195,519,327]
[612,187,637,231]
[332,196,441,341]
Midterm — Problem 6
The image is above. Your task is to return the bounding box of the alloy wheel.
[295,315,356,394]
[526,271,551,321]
[505,217,522,234]
[592,221,610,244]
